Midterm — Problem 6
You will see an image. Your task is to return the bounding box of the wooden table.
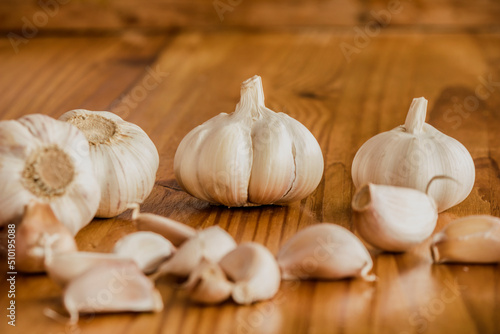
[1,1,500,333]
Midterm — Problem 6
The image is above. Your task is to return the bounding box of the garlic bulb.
[113,231,175,273]
[351,97,475,212]
[0,114,100,234]
[17,201,77,272]
[174,75,324,207]
[59,110,159,217]
[431,215,500,264]
[277,224,375,281]
[352,183,438,252]
[219,242,281,304]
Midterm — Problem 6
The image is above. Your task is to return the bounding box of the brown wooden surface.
[1,1,500,333]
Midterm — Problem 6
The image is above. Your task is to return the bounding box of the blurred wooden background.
[1,1,500,334]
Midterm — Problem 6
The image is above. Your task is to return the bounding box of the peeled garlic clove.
[59,110,159,218]
[155,226,236,277]
[351,97,475,212]
[183,259,234,304]
[174,75,324,207]
[352,183,438,252]
[431,215,500,263]
[45,251,130,286]
[219,242,280,305]
[277,223,375,281]
[131,204,196,246]
[0,114,100,234]
[63,261,163,324]
[113,231,175,274]
[17,201,77,273]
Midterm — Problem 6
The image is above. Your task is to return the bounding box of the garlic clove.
[59,110,159,218]
[352,183,438,252]
[174,75,324,207]
[183,259,234,304]
[17,201,77,273]
[277,223,375,281]
[219,242,280,305]
[351,97,475,212]
[0,114,100,235]
[45,251,131,286]
[113,231,175,274]
[63,261,163,324]
[431,215,500,264]
[130,203,196,247]
[155,226,237,277]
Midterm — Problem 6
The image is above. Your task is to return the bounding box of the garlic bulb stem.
[404,97,427,134]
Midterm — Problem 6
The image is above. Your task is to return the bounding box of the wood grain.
[1,0,500,32]
[1,6,500,334]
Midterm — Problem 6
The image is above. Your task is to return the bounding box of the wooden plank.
[1,28,500,334]
[1,0,500,32]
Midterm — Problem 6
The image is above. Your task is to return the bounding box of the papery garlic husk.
[63,261,163,324]
[277,223,375,281]
[183,259,234,304]
[17,201,78,272]
[219,242,280,305]
[0,114,100,234]
[174,75,324,207]
[154,226,236,278]
[59,110,159,218]
[45,251,131,286]
[131,204,196,247]
[431,215,500,264]
[351,97,475,212]
[352,183,438,252]
[113,231,175,273]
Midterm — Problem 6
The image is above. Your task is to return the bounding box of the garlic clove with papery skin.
[17,201,77,273]
[63,261,163,324]
[431,215,500,264]
[113,231,175,274]
[352,183,438,252]
[183,259,234,304]
[219,242,280,305]
[0,114,100,235]
[130,204,196,247]
[351,97,475,212]
[59,110,159,218]
[154,226,237,278]
[277,223,375,281]
[45,251,131,286]
[174,75,324,207]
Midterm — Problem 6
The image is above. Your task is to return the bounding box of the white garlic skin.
[351,97,475,212]
[174,75,324,207]
[277,223,375,281]
[352,183,438,252]
[60,110,159,217]
[0,114,100,234]
[431,215,500,264]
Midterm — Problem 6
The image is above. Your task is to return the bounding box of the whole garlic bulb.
[351,97,475,212]
[0,114,100,234]
[174,75,324,207]
[60,110,159,217]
